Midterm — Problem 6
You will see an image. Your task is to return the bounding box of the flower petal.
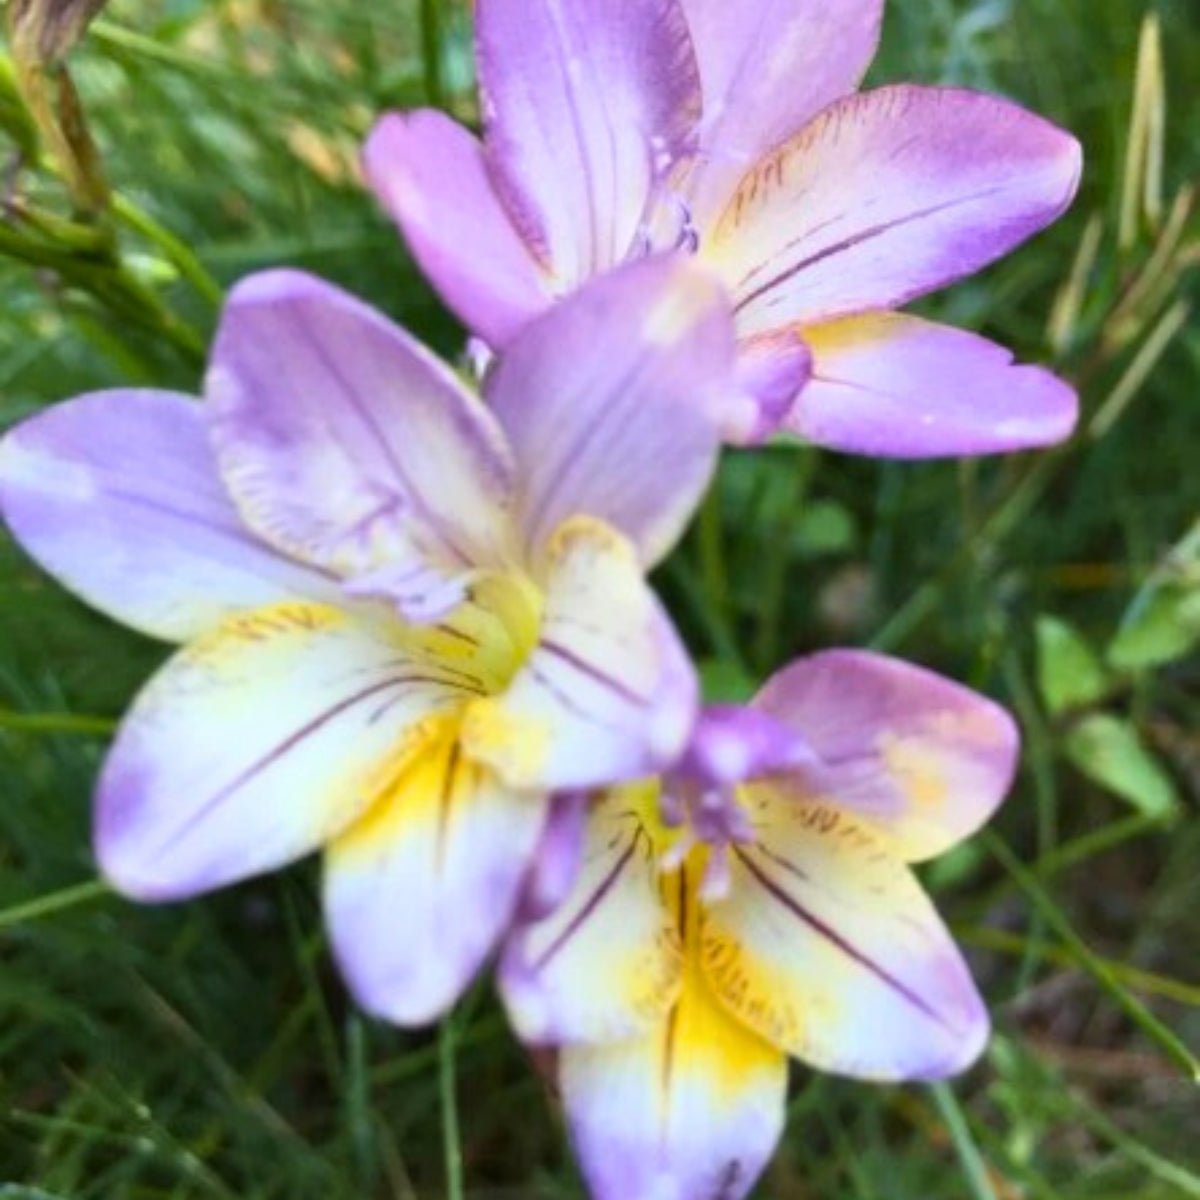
[709,85,1083,334]
[486,256,731,569]
[682,0,884,228]
[754,649,1019,861]
[96,603,472,901]
[363,110,552,346]
[561,867,786,1200]
[704,796,989,1080]
[324,716,548,1026]
[725,330,812,445]
[501,785,681,1044]
[0,390,336,642]
[790,313,1078,457]
[462,517,698,792]
[207,269,517,583]
[476,0,701,285]
[517,789,590,923]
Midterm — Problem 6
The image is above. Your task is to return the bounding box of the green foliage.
[0,0,1197,1197]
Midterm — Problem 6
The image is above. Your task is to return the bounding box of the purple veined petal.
[726,329,812,445]
[754,648,1020,861]
[363,110,553,346]
[206,269,518,584]
[486,256,732,569]
[324,717,549,1026]
[788,313,1079,457]
[516,789,590,923]
[708,85,1083,335]
[501,786,681,1044]
[676,705,819,788]
[560,865,787,1200]
[96,602,473,902]
[704,792,990,1081]
[461,517,698,792]
[681,0,884,230]
[0,390,339,643]
[476,0,701,286]
[341,559,477,627]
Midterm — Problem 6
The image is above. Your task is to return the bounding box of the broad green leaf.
[1109,584,1200,671]
[1035,615,1109,716]
[1110,519,1200,671]
[1064,714,1179,818]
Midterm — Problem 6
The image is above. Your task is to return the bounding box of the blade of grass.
[0,879,109,929]
[929,1083,1000,1200]
[439,1015,465,1200]
[985,831,1200,1080]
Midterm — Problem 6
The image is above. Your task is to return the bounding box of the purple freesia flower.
[0,256,736,1025]
[501,650,1019,1200]
[365,0,1082,452]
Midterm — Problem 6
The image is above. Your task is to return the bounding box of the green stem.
[0,878,110,929]
[112,193,223,310]
[0,707,116,735]
[439,1017,464,1200]
[985,831,1200,1079]
[698,484,733,643]
[419,0,445,108]
[929,1084,999,1200]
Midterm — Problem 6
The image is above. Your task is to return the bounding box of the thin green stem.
[0,878,110,929]
[0,707,116,735]
[698,484,733,641]
[985,831,1200,1079]
[439,1016,464,1200]
[112,193,223,310]
[420,0,445,108]
[929,1084,999,1200]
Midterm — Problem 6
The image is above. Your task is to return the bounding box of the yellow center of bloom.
[332,568,547,857]
[593,779,783,1102]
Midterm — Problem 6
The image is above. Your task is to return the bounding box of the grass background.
[0,0,1197,1195]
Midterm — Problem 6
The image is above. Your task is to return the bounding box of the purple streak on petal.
[560,1013,787,1200]
[540,639,652,706]
[0,390,337,643]
[719,85,1083,333]
[791,313,1079,457]
[736,847,952,1029]
[500,799,673,1047]
[476,0,701,284]
[363,110,552,346]
[342,560,475,625]
[681,0,884,229]
[207,269,516,580]
[96,609,467,903]
[325,757,550,1027]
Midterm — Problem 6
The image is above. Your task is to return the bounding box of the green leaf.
[1111,519,1200,671]
[1035,615,1109,716]
[1110,582,1200,671]
[1064,713,1179,818]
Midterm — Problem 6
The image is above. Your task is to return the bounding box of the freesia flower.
[501,650,1019,1200]
[366,0,1082,453]
[0,255,736,1025]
